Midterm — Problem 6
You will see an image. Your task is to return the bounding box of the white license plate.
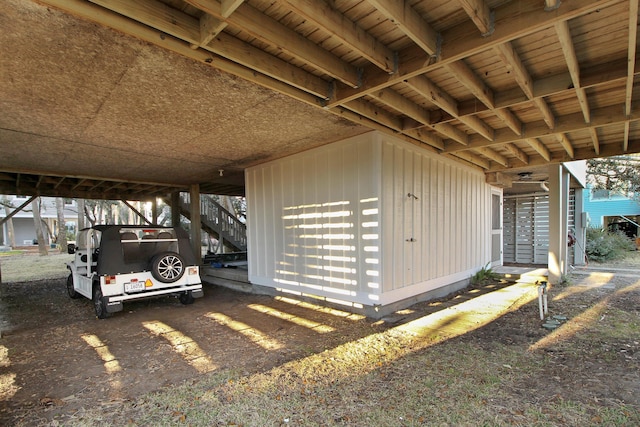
[125,282,146,293]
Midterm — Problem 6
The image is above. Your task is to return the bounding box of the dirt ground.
[0,255,639,426]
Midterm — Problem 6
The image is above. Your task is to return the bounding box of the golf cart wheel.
[93,283,110,319]
[179,291,195,305]
[66,273,81,299]
[151,252,185,283]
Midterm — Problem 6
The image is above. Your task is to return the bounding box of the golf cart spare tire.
[151,252,185,283]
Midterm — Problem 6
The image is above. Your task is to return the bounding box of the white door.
[491,190,503,266]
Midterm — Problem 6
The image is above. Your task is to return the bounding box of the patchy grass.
[590,250,640,268]
[0,253,72,283]
[2,251,639,426]
[67,331,638,426]
[63,283,640,426]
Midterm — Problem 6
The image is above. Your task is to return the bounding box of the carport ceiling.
[1,0,639,199]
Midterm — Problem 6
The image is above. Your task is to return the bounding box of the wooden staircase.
[174,193,247,252]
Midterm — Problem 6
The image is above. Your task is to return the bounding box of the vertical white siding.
[378,137,493,304]
[247,133,382,305]
[246,132,495,307]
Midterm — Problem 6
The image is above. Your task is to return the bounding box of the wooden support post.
[151,198,158,225]
[548,165,570,284]
[189,184,202,264]
[573,187,587,266]
[170,192,181,228]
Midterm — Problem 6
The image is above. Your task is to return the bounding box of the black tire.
[93,283,110,319]
[151,252,185,283]
[66,273,81,299]
[179,291,194,305]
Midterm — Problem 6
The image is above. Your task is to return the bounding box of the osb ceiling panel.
[0,0,639,199]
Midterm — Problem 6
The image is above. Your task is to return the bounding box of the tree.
[31,197,48,256]
[83,200,119,226]
[77,198,86,231]
[55,198,68,251]
[587,156,640,200]
[1,196,16,247]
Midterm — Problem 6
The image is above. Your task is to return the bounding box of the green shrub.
[470,264,502,286]
[585,228,636,262]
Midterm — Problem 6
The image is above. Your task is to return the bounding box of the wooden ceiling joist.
[494,41,553,132]
[366,0,439,57]
[326,0,617,108]
[590,128,601,155]
[185,0,361,88]
[369,89,468,145]
[475,146,508,167]
[555,20,591,124]
[557,134,575,159]
[282,0,396,74]
[445,102,639,153]
[525,138,551,162]
[458,0,493,36]
[503,143,530,165]
[5,0,638,198]
[624,0,639,152]
[448,151,491,170]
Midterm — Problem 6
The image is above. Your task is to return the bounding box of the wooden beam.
[367,0,439,56]
[446,61,494,108]
[370,89,469,145]
[555,21,581,87]
[185,0,361,87]
[557,133,575,159]
[459,57,635,116]
[330,105,440,154]
[208,32,329,98]
[533,97,555,129]
[405,76,458,117]
[590,127,600,155]
[475,147,508,166]
[624,121,630,152]
[448,151,491,169]
[343,100,445,150]
[445,103,638,153]
[282,0,395,73]
[327,0,618,107]
[431,123,469,145]
[221,0,243,18]
[485,172,513,187]
[404,74,495,141]
[192,0,243,48]
[503,143,529,165]
[343,99,404,131]
[555,20,591,123]
[544,0,562,11]
[494,108,523,136]
[458,115,495,141]
[575,88,591,123]
[494,41,556,131]
[525,138,551,162]
[55,0,328,103]
[370,89,431,126]
[90,0,199,39]
[490,139,640,172]
[626,0,639,116]
[458,0,493,35]
[192,14,226,49]
[495,43,533,99]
